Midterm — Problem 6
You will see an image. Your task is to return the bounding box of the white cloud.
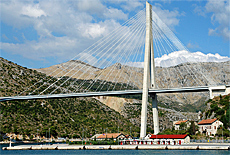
[3,0,224,70]
[35,1,94,37]
[74,0,105,15]
[155,50,230,67]
[104,8,128,20]
[21,4,46,18]
[79,23,106,39]
[79,20,121,39]
[125,51,230,68]
[152,3,183,30]
[0,37,79,61]
[0,0,123,39]
[187,42,199,49]
[208,28,217,36]
[0,19,123,65]
[1,1,35,28]
[194,0,230,40]
[121,1,144,11]
[193,4,206,17]
[205,0,230,40]
[0,0,125,64]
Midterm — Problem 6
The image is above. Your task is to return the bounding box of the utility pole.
[130,127,132,137]
[118,126,119,145]
[49,128,50,145]
[9,138,11,147]
[86,128,87,145]
[106,128,108,140]
[222,129,223,143]
[82,127,84,145]
[37,129,38,145]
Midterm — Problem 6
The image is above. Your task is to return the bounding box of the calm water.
[1,144,229,155]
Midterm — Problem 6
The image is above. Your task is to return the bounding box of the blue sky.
[1,0,229,69]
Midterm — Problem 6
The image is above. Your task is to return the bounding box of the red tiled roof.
[150,134,188,139]
[175,120,188,125]
[125,135,131,138]
[198,118,217,125]
[97,133,122,139]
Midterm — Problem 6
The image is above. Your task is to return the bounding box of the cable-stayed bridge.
[0,86,211,101]
[1,2,229,139]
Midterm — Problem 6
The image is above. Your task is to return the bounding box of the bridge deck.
[0,86,210,102]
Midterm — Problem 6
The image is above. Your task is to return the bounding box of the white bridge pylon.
[140,2,159,139]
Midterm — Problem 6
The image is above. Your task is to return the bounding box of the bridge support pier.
[151,93,159,135]
[209,85,230,99]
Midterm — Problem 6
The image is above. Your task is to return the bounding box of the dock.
[2,144,230,150]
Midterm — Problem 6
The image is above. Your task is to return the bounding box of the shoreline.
[2,144,230,150]
[0,139,72,144]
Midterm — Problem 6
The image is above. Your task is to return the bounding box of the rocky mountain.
[95,96,199,132]
[37,60,230,88]
[37,60,143,89]
[37,60,230,112]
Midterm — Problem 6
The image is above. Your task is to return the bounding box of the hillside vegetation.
[202,94,230,129]
[0,57,140,138]
[1,97,140,138]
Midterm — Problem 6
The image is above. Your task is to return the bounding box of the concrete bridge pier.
[150,93,159,135]
[140,1,159,139]
[209,85,230,99]
[140,1,152,139]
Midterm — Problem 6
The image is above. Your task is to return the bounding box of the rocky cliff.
[37,60,230,112]
[95,96,199,131]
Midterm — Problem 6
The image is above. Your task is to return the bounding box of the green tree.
[179,122,187,130]
[0,135,3,141]
[29,135,33,141]
[22,134,26,141]
[188,121,197,135]
[105,135,108,141]
[210,104,219,112]
[73,134,80,138]
[216,108,225,115]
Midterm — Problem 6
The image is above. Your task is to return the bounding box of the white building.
[149,134,190,145]
[173,120,190,130]
[93,133,126,141]
[120,134,190,145]
[198,118,223,136]
[90,134,101,140]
